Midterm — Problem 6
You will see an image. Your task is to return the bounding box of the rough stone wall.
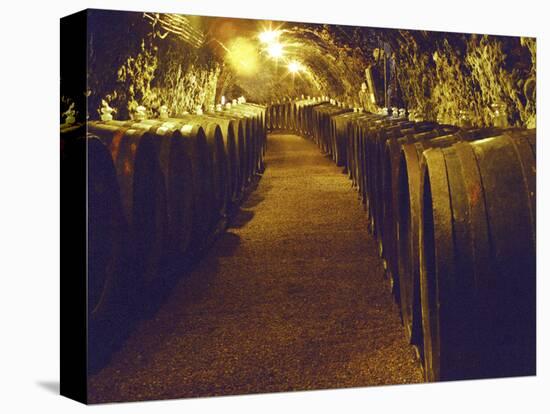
[393,32,536,127]
[85,10,220,121]
[61,11,536,128]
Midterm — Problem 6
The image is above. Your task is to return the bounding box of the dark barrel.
[86,122,168,307]
[87,134,128,317]
[120,120,206,260]
[98,119,214,253]
[381,125,459,303]
[205,111,246,201]
[418,129,536,381]
[330,111,365,167]
[396,128,501,349]
[62,125,127,320]
[226,103,267,179]
[172,115,229,229]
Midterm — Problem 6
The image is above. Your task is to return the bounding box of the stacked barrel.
[60,103,266,370]
[268,99,536,381]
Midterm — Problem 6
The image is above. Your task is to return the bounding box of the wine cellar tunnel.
[60,10,536,403]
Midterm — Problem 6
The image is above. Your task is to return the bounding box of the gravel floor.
[88,133,423,403]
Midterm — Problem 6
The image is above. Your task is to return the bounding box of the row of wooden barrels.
[268,99,536,382]
[61,104,267,368]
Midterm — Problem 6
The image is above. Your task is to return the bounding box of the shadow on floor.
[214,232,242,257]
[88,175,268,377]
[228,209,255,229]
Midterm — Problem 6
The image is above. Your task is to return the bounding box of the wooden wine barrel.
[418,129,536,381]
[362,119,413,239]
[349,118,365,189]
[206,112,246,201]
[348,117,366,187]
[86,123,168,312]
[295,100,315,135]
[301,100,318,135]
[381,129,443,297]
[303,101,326,139]
[288,101,298,131]
[354,117,389,221]
[347,113,380,210]
[212,109,254,191]
[272,103,281,131]
[303,101,314,133]
[347,114,377,191]
[266,104,274,130]
[138,121,204,259]
[289,101,297,131]
[61,126,127,321]
[225,104,267,180]
[62,126,138,371]
[294,102,303,133]
[330,112,363,167]
[280,102,287,130]
[202,115,238,208]
[396,128,502,349]
[277,103,285,130]
[354,115,404,229]
[354,118,374,215]
[180,114,242,208]
[99,119,216,255]
[223,109,256,186]
[313,105,352,155]
[319,106,341,154]
[239,102,268,171]
[278,102,287,130]
[86,134,128,317]
[311,104,329,146]
[380,124,460,297]
[370,122,417,258]
[287,101,295,130]
[274,102,283,130]
[269,103,278,130]
[297,101,310,135]
[172,115,229,227]
[242,102,267,145]
[249,103,268,173]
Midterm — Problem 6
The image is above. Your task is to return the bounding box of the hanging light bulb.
[259,29,281,44]
[267,42,284,59]
[288,60,302,74]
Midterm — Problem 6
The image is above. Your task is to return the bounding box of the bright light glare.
[288,60,302,74]
[259,30,280,44]
[267,42,284,59]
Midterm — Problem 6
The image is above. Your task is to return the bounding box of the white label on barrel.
[181,124,194,134]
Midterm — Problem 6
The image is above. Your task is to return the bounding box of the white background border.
[0,0,547,412]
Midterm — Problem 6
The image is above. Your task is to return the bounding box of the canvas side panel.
[60,9,88,405]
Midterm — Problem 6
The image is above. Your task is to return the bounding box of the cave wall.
[61,11,536,128]
[391,31,536,127]
[86,10,220,120]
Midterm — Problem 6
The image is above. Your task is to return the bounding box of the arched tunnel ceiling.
[203,17,373,104]
[79,10,535,127]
